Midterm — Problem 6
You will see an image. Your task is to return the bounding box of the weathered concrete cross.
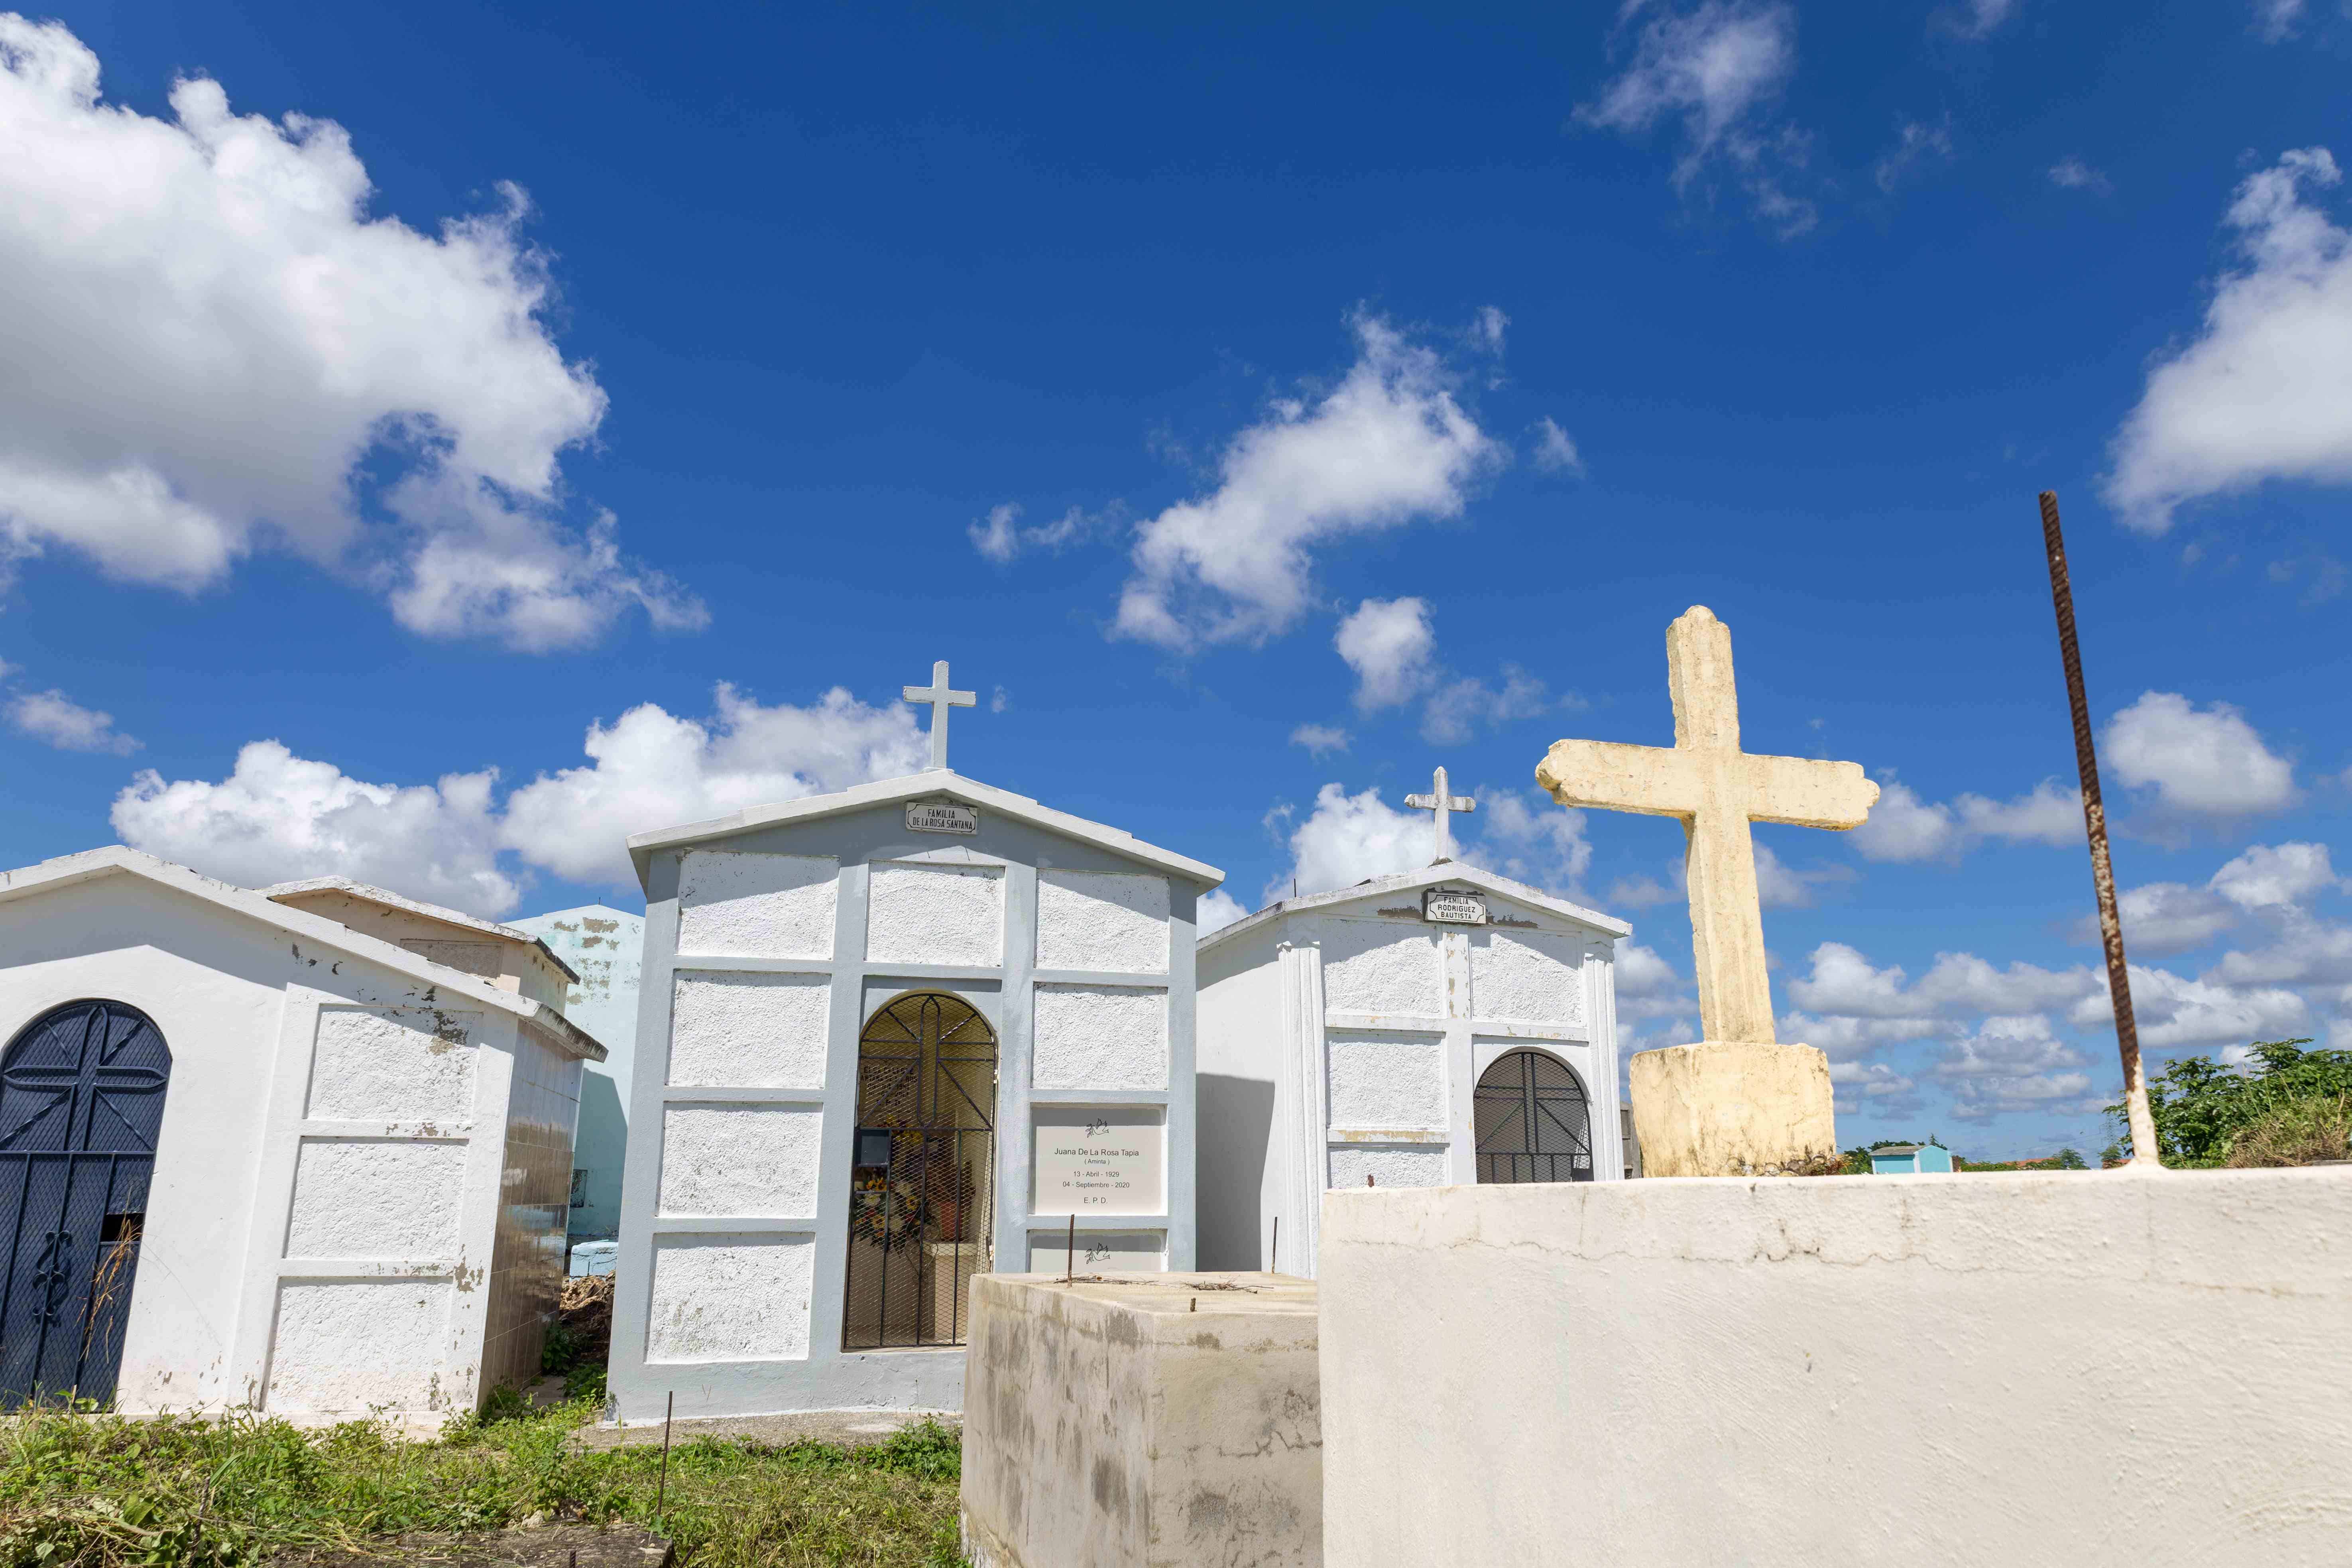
[1404,765,1476,863]
[903,659,977,770]
[1535,606,1878,1044]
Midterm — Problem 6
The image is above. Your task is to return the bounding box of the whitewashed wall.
[0,874,560,1427]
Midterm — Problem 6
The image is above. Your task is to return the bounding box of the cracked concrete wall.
[669,971,830,1088]
[286,1139,467,1258]
[1323,1029,1445,1131]
[962,1273,1321,1568]
[676,850,838,959]
[1031,983,1168,1090]
[1036,869,1168,974]
[646,1235,814,1363]
[868,862,1003,966]
[1321,1169,2352,1567]
[1311,919,1440,1015]
[1465,927,1586,1024]
[655,1104,823,1217]
[308,1006,478,1121]
[266,1279,456,1415]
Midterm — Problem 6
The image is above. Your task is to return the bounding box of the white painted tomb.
[1319,1169,2352,1566]
[605,671,1223,1420]
[0,848,603,1424]
[1196,772,1630,1276]
[511,905,645,1241]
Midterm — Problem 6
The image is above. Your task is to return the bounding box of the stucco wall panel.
[308,1007,478,1122]
[1316,920,1441,1015]
[676,850,838,960]
[1032,984,1168,1090]
[669,972,830,1088]
[646,1236,814,1363]
[867,863,1003,967]
[285,1139,467,1259]
[1327,1144,1447,1189]
[656,1105,822,1217]
[1036,870,1168,974]
[267,1279,454,1415]
[1325,1030,1446,1131]
[1467,929,1586,1025]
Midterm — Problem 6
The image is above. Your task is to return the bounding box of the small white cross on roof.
[903,659,977,770]
[1404,765,1476,863]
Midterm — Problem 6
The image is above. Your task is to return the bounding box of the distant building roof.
[1873,1144,1923,1156]
[262,875,580,984]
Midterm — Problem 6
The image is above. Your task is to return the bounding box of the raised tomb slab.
[961,1271,1320,1568]
[1319,1167,2352,1567]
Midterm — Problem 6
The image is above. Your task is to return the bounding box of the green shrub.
[2224,1092,2352,1168]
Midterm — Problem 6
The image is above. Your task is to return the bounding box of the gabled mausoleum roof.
[0,846,606,1060]
[262,874,581,982]
[626,769,1225,889]
[1201,859,1631,954]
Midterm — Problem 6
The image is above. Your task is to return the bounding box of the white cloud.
[500,684,926,884]
[2077,880,2241,957]
[1470,789,1592,892]
[1787,941,2097,1021]
[1335,597,1437,710]
[2106,149,2352,531]
[1420,666,1552,746]
[0,16,697,650]
[2048,157,2112,195]
[1954,0,2020,36]
[1471,305,1508,352]
[1873,118,1953,194]
[113,740,516,915]
[1288,722,1350,758]
[1935,1015,2100,1120]
[968,502,1095,565]
[7,687,137,754]
[1270,783,1434,901]
[2103,691,2297,820]
[2210,841,2340,909]
[1604,843,1845,911]
[1577,1,1815,236]
[1848,776,2080,862]
[110,683,926,914]
[2079,964,2311,1049]
[1114,314,1501,651]
[2254,0,2306,41]
[1200,888,1249,935]
[1532,418,1585,475]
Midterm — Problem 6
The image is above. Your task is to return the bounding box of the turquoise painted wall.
[513,905,644,1239]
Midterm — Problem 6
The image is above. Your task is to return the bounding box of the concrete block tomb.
[606,770,1223,1421]
[961,1271,1320,1568]
[1318,1168,2352,1567]
[0,850,604,1425]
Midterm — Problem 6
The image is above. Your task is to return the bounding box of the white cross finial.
[1534,606,1879,1044]
[1404,765,1477,863]
[902,659,977,770]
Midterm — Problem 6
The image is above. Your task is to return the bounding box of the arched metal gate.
[1473,1047,1595,1184]
[843,993,996,1350]
[0,1000,172,1406]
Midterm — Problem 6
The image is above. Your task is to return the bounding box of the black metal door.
[0,1001,172,1406]
[1474,1048,1595,1184]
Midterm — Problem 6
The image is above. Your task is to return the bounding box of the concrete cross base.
[1628,1040,1836,1176]
[961,1271,1321,1568]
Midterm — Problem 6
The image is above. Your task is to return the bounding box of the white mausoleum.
[0,849,603,1422]
[606,761,1221,1421]
[1197,855,1630,1277]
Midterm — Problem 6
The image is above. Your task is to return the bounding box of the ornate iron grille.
[1474,1048,1594,1184]
[0,1000,171,1407]
[842,993,996,1350]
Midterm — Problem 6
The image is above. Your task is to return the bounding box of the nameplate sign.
[1033,1108,1165,1216]
[1423,889,1489,925]
[906,802,978,835]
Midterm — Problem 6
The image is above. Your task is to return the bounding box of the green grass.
[0,1398,966,1568]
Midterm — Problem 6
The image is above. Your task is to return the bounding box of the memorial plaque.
[1423,888,1489,925]
[1032,1107,1165,1216]
[906,801,979,835]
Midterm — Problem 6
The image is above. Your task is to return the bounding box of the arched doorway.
[0,1000,172,1406]
[1474,1048,1594,1184]
[843,992,996,1350]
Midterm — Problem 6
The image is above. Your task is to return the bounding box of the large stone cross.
[1535,606,1878,1045]
[1404,765,1476,863]
[903,659,976,770]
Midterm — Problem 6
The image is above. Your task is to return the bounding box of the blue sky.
[2,0,2349,1157]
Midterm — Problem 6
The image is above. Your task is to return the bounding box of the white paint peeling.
[677,850,838,959]
[307,1007,477,1122]
[1327,1143,1448,1190]
[656,1105,823,1217]
[1035,870,1168,974]
[1032,984,1168,1090]
[1315,919,1441,1015]
[266,1279,453,1415]
[285,1139,467,1259]
[1325,1030,1446,1131]
[1467,928,1587,1024]
[647,1236,814,1362]
[669,972,829,1088]
[867,862,1003,967]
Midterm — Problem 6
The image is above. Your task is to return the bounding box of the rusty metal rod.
[2039,491,2161,1167]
